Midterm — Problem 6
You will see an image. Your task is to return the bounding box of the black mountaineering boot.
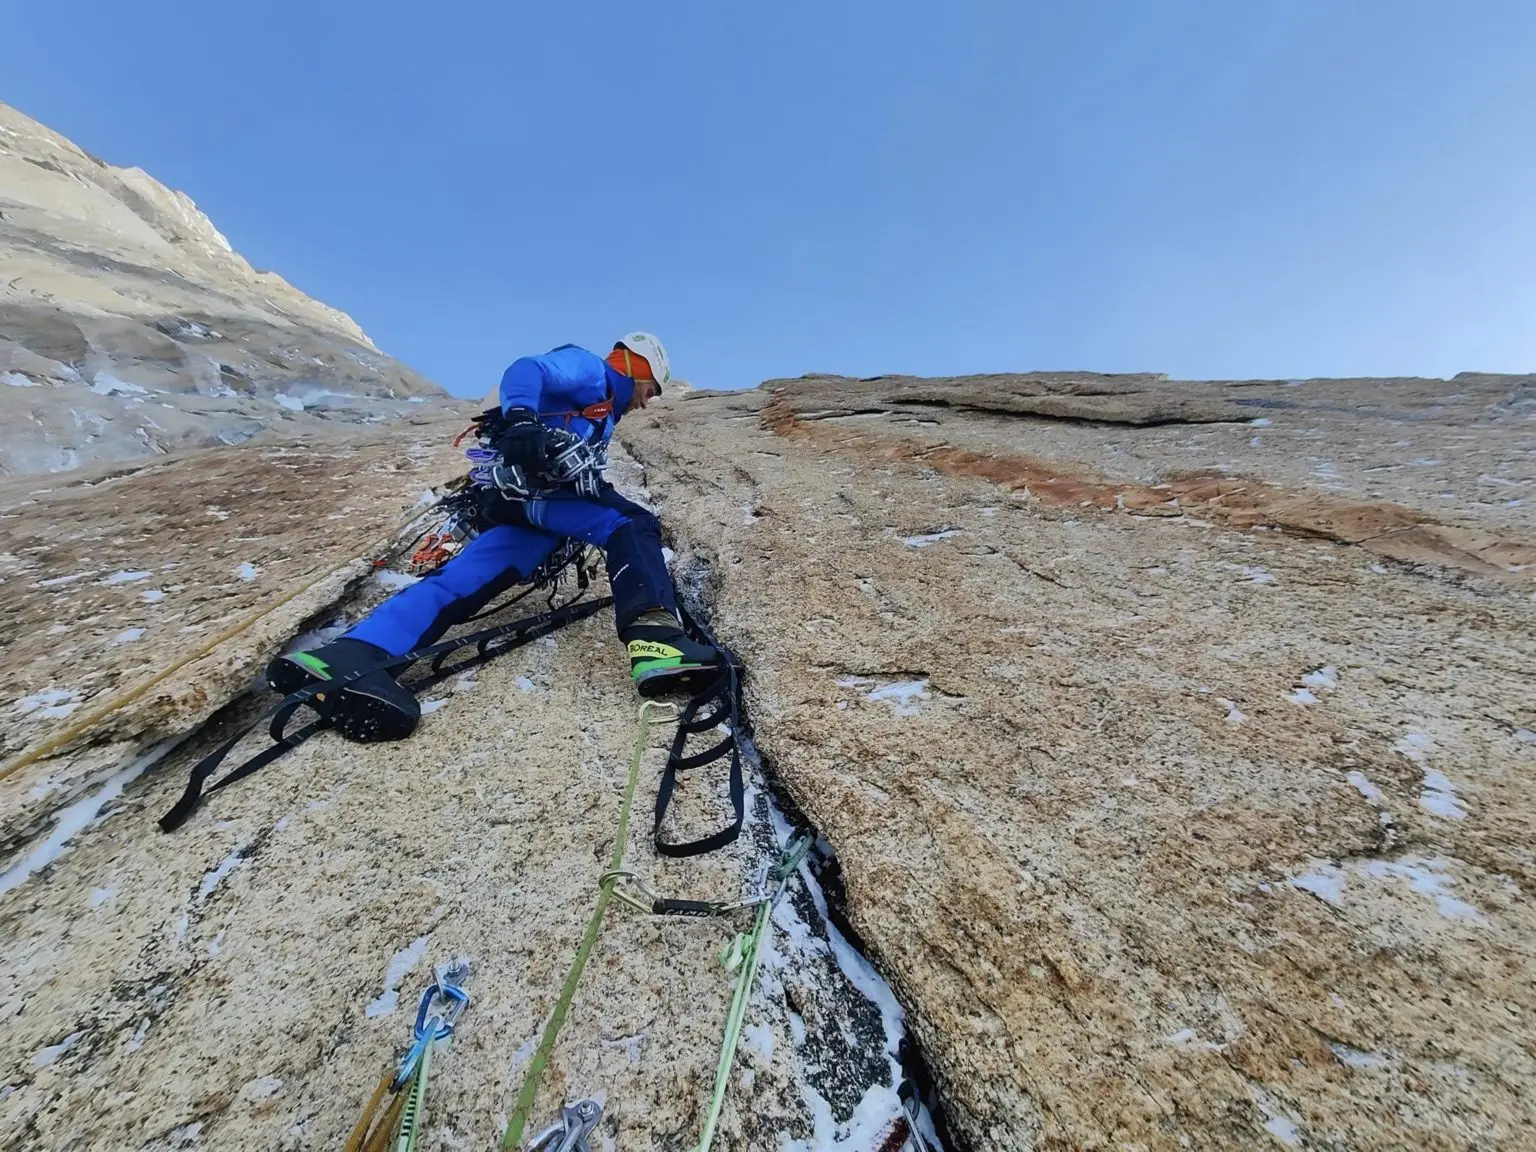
[621,609,723,698]
[264,637,420,743]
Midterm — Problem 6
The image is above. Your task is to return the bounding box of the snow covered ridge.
[0,100,459,478]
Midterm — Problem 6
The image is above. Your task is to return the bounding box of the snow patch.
[1288,689,1319,706]
[1249,1087,1303,1146]
[1289,862,1346,906]
[375,569,421,591]
[901,529,961,548]
[103,570,151,585]
[866,680,929,716]
[235,562,260,582]
[514,676,536,693]
[1239,565,1277,585]
[34,570,96,588]
[1364,858,1483,921]
[366,935,430,1017]
[196,847,246,904]
[110,628,146,646]
[420,698,446,714]
[141,588,166,603]
[1346,772,1383,805]
[13,688,82,720]
[1216,698,1247,724]
[1291,856,1483,922]
[0,737,183,896]
[1301,666,1339,691]
[89,886,117,908]
[3,371,41,387]
[1418,770,1467,820]
[30,1031,85,1068]
[89,375,149,397]
[274,393,307,412]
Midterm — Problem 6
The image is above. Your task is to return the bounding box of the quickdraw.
[344,959,471,1152]
[527,1098,604,1152]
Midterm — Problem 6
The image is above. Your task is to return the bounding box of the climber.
[264,333,721,743]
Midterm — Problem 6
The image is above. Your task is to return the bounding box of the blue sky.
[8,2,1535,395]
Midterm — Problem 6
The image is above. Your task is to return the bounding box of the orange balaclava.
[607,345,656,386]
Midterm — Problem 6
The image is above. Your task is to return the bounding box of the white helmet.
[615,332,672,390]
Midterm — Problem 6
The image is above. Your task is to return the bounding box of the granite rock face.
[618,370,1534,1151]
[0,101,454,476]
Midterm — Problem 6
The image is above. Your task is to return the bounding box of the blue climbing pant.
[346,486,676,656]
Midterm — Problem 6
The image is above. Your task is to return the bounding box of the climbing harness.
[500,699,677,1150]
[458,405,612,504]
[526,1099,604,1152]
[692,832,814,1152]
[157,589,611,832]
[345,959,471,1152]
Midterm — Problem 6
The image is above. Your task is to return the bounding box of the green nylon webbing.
[500,701,669,1150]
[395,1036,433,1152]
[694,900,771,1152]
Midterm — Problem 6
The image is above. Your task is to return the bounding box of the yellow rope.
[0,559,367,784]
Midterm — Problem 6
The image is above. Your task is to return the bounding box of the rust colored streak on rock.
[759,396,1535,581]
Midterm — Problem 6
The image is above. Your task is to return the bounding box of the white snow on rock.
[89,886,117,908]
[902,529,961,548]
[274,393,307,412]
[375,569,421,591]
[1301,666,1339,691]
[514,676,536,693]
[13,688,82,720]
[103,569,151,585]
[867,680,929,716]
[1346,771,1384,804]
[0,737,183,896]
[196,846,246,904]
[34,570,96,588]
[1240,565,1277,585]
[420,698,446,714]
[1330,1042,1388,1070]
[1361,858,1483,921]
[3,370,41,387]
[1249,1086,1303,1146]
[141,589,165,603]
[1290,862,1346,906]
[109,628,146,646]
[1419,770,1467,820]
[89,375,149,398]
[235,561,260,581]
[1290,856,1483,923]
[1394,731,1430,763]
[1249,417,1273,427]
[366,935,430,1017]
[1216,698,1247,724]
[30,1031,85,1069]
[1289,688,1319,706]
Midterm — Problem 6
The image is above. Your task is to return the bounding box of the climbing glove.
[494,407,548,472]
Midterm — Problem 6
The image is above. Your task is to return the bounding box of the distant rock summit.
[0,101,458,475]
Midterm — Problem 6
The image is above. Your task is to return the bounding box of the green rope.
[500,701,670,1150]
[395,1036,433,1152]
[694,833,813,1152]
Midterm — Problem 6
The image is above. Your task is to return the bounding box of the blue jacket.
[499,345,635,447]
